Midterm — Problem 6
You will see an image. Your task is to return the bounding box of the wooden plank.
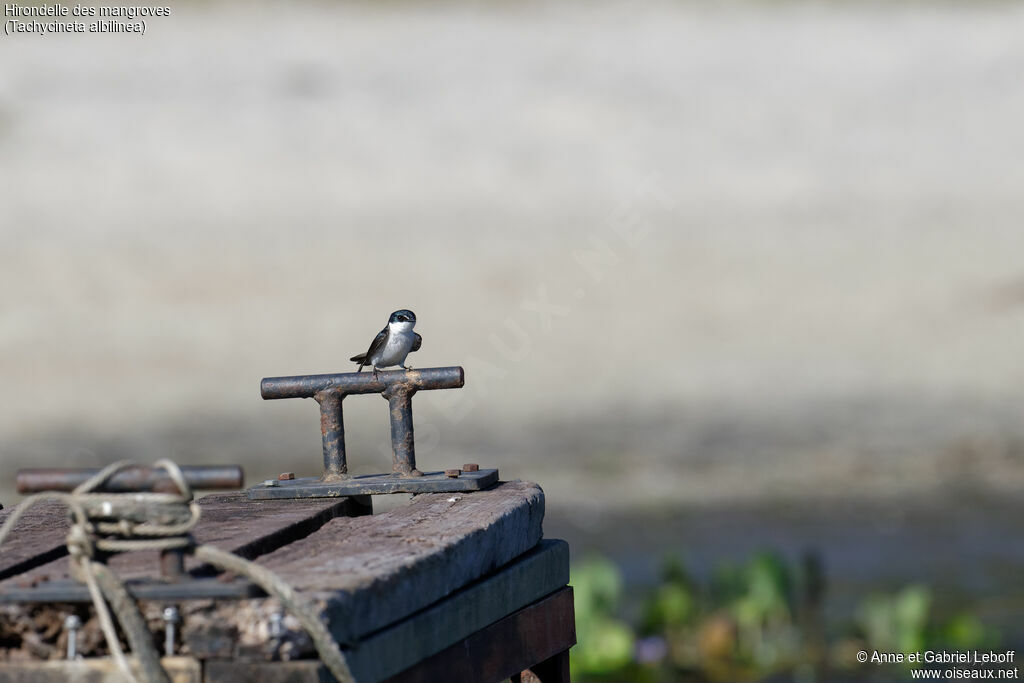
[384,587,575,683]
[254,480,545,644]
[203,541,571,683]
[353,541,570,682]
[203,661,327,683]
[0,655,200,683]
[0,501,71,582]
[0,494,368,590]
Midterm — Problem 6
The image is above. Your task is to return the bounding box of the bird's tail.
[349,354,366,372]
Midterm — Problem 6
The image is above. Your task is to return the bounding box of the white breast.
[373,322,416,367]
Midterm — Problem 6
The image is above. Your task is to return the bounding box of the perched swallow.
[350,309,422,376]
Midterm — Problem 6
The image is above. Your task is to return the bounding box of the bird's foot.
[402,364,413,371]
[372,367,380,380]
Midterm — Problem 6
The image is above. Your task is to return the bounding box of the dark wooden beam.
[385,586,576,683]
[345,539,568,681]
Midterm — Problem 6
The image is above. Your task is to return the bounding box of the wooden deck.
[0,481,574,682]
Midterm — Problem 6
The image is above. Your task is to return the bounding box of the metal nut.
[462,463,480,472]
[262,479,279,487]
[278,472,295,481]
[444,469,461,478]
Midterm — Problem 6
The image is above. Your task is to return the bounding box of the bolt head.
[278,472,295,481]
[462,463,480,472]
[64,615,82,630]
[445,469,461,478]
[262,479,279,487]
[163,606,180,623]
[269,611,285,638]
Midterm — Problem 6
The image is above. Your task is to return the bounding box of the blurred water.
[548,493,1024,642]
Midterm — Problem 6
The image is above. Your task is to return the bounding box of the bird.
[350,309,422,377]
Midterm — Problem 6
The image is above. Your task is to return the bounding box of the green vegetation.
[570,552,1000,682]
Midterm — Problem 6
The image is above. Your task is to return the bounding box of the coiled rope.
[0,460,355,683]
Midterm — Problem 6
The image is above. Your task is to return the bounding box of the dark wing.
[350,327,388,365]
[412,333,422,352]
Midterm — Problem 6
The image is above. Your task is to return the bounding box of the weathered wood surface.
[0,494,366,589]
[203,584,575,683]
[0,481,564,682]
[179,481,547,661]
[255,480,545,644]
[0,501,71,581]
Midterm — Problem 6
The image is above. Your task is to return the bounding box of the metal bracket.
[249,366,498,499]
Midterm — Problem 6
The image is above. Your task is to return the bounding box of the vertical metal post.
[315,389,348,480]
[160,548,186,581]
[163,606,181,656]
[64,615,81,660]
[383,385,422,477]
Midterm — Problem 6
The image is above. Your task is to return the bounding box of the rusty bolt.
[445,469,461,478]
[278,472,295,481]
[163,606,181,657]
[462,463,480,472]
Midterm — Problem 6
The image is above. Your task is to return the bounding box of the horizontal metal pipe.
[261,366,465,400]
[16,465,244,494]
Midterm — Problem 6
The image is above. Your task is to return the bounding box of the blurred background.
[2,1,1024,680]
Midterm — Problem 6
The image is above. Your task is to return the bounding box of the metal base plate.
[0,577,263,604]
[247,469,499,500]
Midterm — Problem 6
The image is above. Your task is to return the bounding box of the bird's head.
[388,309,417,326]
